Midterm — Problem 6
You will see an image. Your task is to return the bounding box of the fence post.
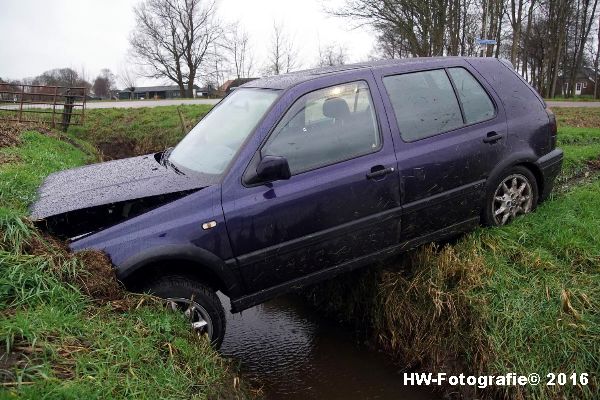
[62,90,74,132]
[51,86,58,129]
[18,84,24,122]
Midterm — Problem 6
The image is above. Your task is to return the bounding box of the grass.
[546,95,598,102]
[555,127,600,179]
[553,107,600,129]
[2,103,599,399]
[553,108,600,179]
[307,108,600,399]
[0,132,92,212]
[0,127,248,399]
[68,105,213,159]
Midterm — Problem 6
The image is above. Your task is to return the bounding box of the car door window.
[262,81,380,174]
[383,69,463,142]
[448,67,495,124]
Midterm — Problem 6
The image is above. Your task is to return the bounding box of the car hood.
[30,153,216,220]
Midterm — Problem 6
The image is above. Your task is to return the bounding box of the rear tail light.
[546,108,557,150]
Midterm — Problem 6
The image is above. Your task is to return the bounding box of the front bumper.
[536,148,564,202]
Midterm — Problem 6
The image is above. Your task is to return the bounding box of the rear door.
[375,61,507,239]
[222,73,401,294]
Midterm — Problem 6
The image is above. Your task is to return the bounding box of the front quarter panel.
[70,185,233,278]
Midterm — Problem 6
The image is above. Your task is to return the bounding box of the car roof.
[241,57,498,90]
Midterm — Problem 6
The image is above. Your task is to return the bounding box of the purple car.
[31,57,562,347]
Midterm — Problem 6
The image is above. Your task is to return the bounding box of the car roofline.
[240,56,485,90]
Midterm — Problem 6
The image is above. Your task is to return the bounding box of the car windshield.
[168,88,279,175]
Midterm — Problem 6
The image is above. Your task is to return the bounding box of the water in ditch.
[219,294,441,400]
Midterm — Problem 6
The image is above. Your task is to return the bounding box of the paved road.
[90,100,600,109]
[95,99,600,109]
[86,98,221,109]
[3,98,599,110]
[546,101,600,108]
[0,98,221,111]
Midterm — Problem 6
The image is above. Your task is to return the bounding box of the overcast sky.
[0,0,375,87]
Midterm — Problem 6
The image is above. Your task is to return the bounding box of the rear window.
[383,69,463,142]
[448,67,495,124]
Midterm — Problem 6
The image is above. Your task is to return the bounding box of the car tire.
[143,275,226,348]
[483,166,539,227]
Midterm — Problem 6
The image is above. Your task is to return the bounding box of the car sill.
[229,216,480,313]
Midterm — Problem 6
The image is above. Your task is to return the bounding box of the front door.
[222,75,401,294]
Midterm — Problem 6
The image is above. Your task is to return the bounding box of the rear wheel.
[143,275,226,348]
[484,166,538,226]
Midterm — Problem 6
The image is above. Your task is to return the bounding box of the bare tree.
[266,22,300,75]
[508,0,526,65]
[209,41,228,90]
[118,65,138,98]
[520,0,537,79]
[317,42,348,66]
[566,0,599,96]
[595,15,600,98]
[92,68,116,99]
[130,0,185,95]
[328,0,600,100]
[33,68,90,88]
[330,0,451,57]
[129,0,221,97]
[478,0,505,57]
[225,23,254,79]
[178,0,221,97]
[372,27,406,59]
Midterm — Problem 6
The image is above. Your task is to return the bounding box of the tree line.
[333,0,600,98]
[128,0,600,99]
[127,0,313,97]
[4,0,598,99]
[1,67,117,100]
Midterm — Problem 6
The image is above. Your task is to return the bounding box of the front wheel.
[143,275,226,348]
[483,166,538,226]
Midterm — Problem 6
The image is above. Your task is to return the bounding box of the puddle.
[220,294,441,400]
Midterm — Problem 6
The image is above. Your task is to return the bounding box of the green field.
[0,115,247,398]
[307,107,600,399]
[1,105,599,399]
[545,96,598,102]
[69,105,213,159]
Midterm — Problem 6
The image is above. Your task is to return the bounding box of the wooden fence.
[0,83,86,131]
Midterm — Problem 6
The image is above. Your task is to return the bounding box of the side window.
[262,81,380,175]
[448,67,495,124]
[383,69,463,142]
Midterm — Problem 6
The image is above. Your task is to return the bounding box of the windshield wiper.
[159,147,173,167]
[167,160,185,175]
[160,147,185,175]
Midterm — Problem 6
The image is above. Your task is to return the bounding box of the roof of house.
[241,56,486,90]
[579,67,597,81]
[220,78,258,92]
[218,80,234,92]
[559,66,597,82]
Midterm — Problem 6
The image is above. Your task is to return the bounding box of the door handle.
[366,165,395,180]
[483,131,504,143]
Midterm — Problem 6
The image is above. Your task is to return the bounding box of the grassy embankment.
[2,104,598,399]
[307,107,600,400]
[0,107,249,399]
[69,105,213,159]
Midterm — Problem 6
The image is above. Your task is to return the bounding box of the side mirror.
[256,155,291,182]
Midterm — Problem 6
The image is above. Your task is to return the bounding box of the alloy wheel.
[492,174,533,225]
[166,297,214,339]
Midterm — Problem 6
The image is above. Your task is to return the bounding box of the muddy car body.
[32,57,563,346]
